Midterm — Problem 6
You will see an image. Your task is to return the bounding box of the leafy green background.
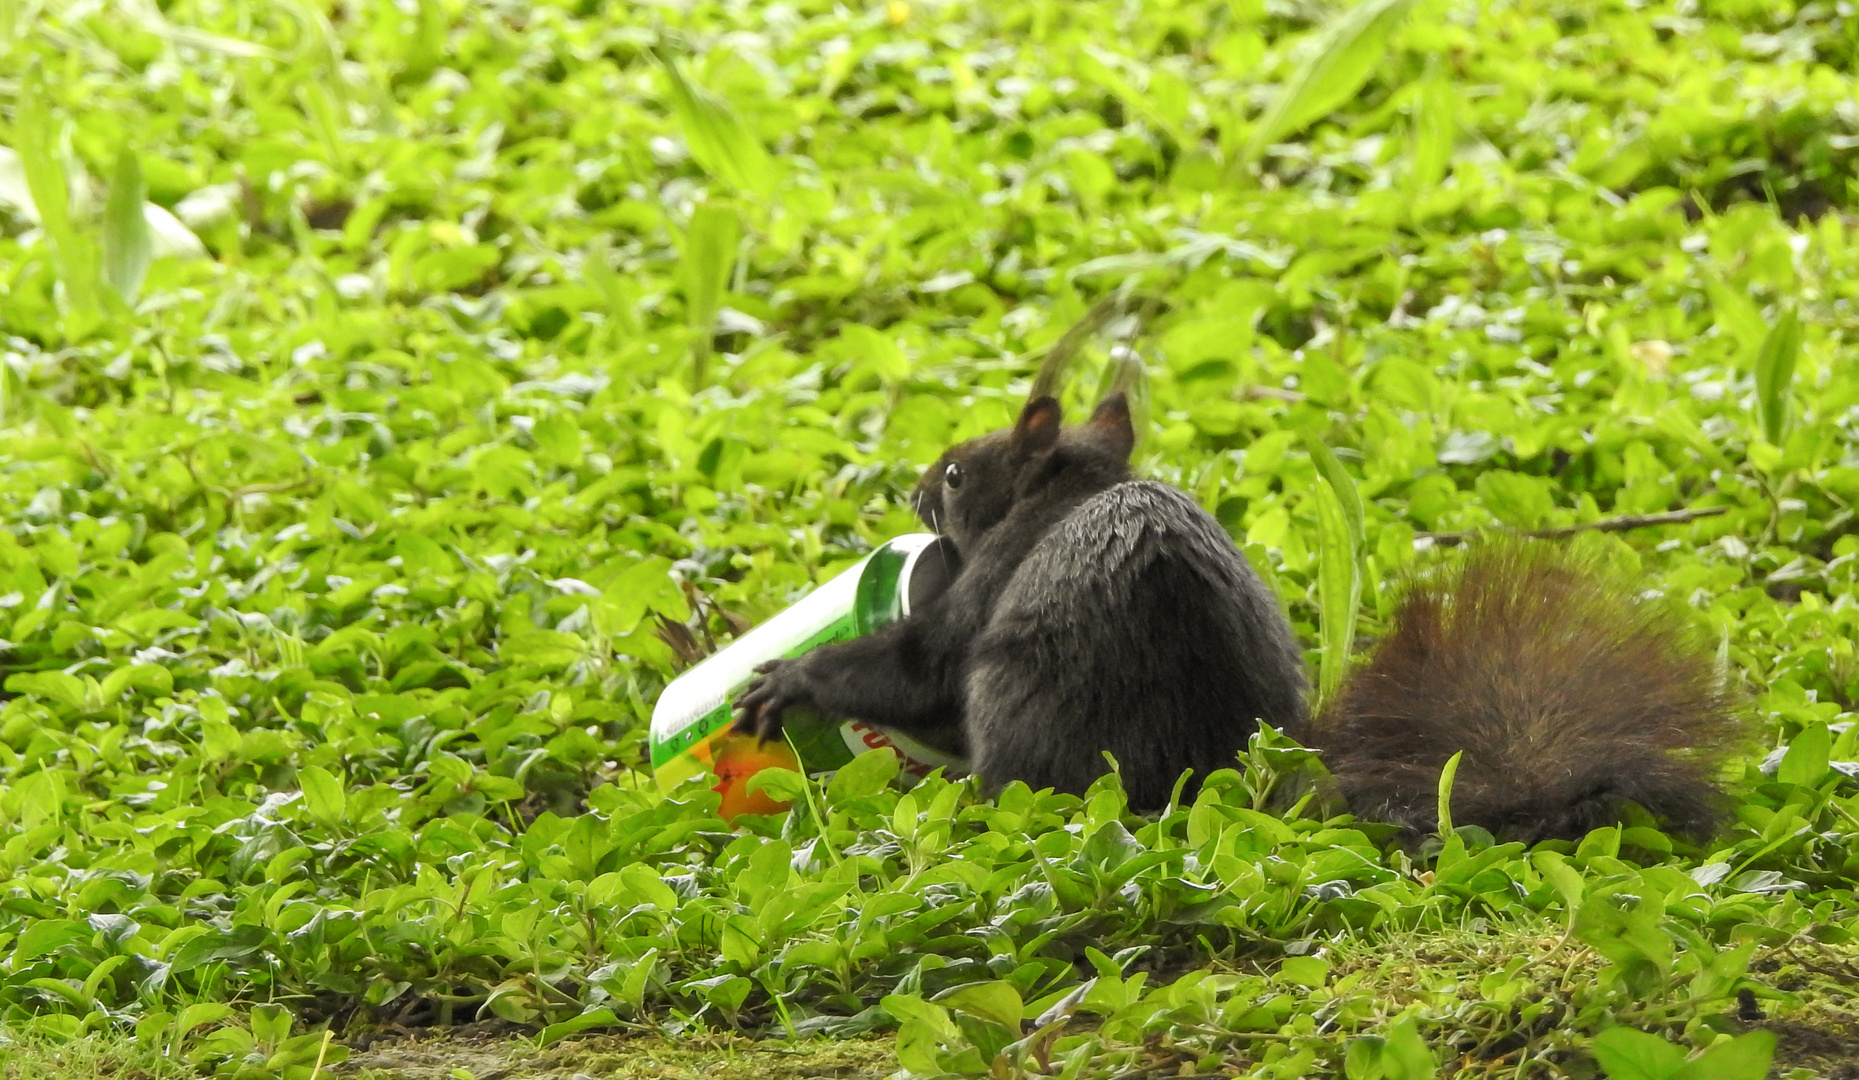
[1,0,1857,1077]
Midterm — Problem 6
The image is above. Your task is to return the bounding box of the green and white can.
[650,534,967,818]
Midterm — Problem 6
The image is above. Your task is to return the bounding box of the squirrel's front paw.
[732,659,813,744]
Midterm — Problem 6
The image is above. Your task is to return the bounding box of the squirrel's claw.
[732,659,804,744]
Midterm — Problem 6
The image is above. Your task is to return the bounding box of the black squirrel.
[734,393,1739,840]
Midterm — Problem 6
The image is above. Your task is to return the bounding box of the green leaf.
[396,531,451,576]
[1592,1027,1687,1080]
[1076,48,1188,149]
[5,670,88,710]
[531,414,584,467]
[680,199,742,385]
[101,147,153,304]
[115,608,201,637]
[618,948,660,1009]
[537,1008,618,1048]
[1778,721,1831,788]
[1671,1031,1775,1080]
[745,766,809,804]
[1473,470,1555,529]
[82,955,131,1006]
[168,924,268,974]
[826,748,899,804]
[657,53,777,198]
[1240,0,1419,170]
[1276,956,1330,988]
[1436,750,1462,838]
[297,765,347,828]
[883,993,958,1074]
[249,1002,291,1046]
[1704,270,1768,354]
[719,912,762,967]
[411,243,500,292]
[499,629,588,669]
[936,980,1024,1033]
[1344,1035,1385,1080]
[99,663,174,701]
[605,556,688,634]
[13,919,88,963]
[1381,1014,1438,1080]
[618,862,680,911]
[1752,305,1801,446]
[1575,889,1673,996]
[1530,851,1586,914]
[690,973,752,1013]
[174,1001,237,1045]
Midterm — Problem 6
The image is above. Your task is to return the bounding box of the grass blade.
[1752,305,1801,446]
[1076,47,1188,149]
[120,0,278,58]
[1435,750,1461,837]
[1239,0,1418,172]
[658,53,777,199]
[1302,434,1365,559]
[1307,439,1365,706]
[585,236,641,346]
[1094,343,1151,437]
[1704,270,1768,355]
[15,60,105,336]
[102,148,153,305]
[681,200,742,386]
[1405,63,1454,197]
[1028,291,1141,402]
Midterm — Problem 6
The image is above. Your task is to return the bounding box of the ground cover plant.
[1,0,1858,1076]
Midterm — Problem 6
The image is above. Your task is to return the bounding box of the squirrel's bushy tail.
[1312,539,1741,843]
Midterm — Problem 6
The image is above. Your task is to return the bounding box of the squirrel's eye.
[943,462,965,490]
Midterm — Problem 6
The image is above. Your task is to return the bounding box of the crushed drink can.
[650,533,968,819]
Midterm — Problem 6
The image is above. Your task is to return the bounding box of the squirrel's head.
[911,393,1135,554]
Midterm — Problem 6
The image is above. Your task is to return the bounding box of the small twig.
[1779,942,1859,983]
[1420,506,1728,547]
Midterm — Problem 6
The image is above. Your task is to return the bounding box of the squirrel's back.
[1314,539,1740,842]
[965,480,1307,810]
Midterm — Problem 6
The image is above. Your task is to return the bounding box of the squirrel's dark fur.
[735,393,1305,809]
[966,479,1307,809]
[1311,540,1738,842]
[735,394,1740,837]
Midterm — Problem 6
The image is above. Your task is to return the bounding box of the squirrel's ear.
[1087,393,1135,459]
[1015,396,1063,452]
